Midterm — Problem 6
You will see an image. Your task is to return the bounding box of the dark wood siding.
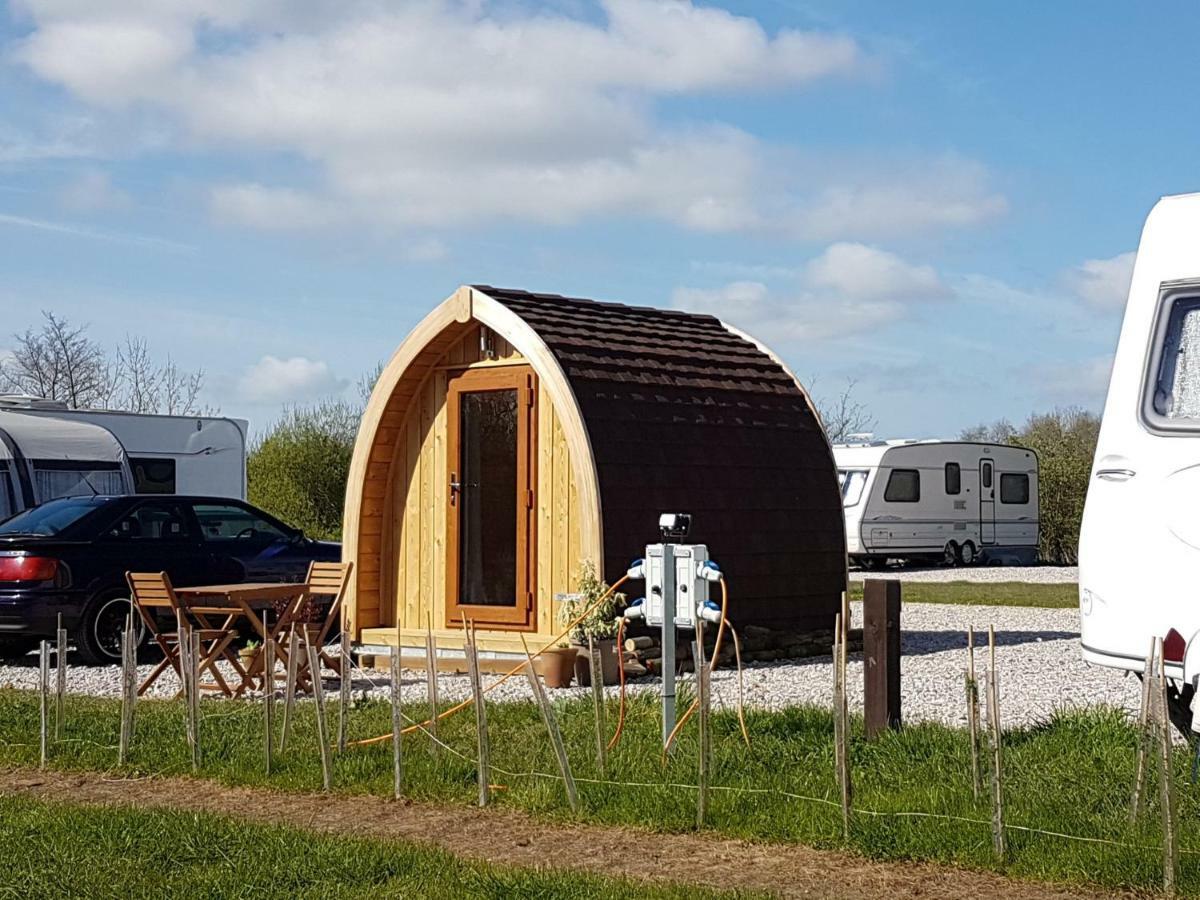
[480,286,846,631]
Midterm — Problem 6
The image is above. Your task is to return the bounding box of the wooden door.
[445,366,537,629]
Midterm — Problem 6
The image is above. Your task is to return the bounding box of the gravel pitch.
[849,565,1078,584]
[0,601,1134,730]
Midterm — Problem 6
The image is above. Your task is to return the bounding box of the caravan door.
[979,459,996,545]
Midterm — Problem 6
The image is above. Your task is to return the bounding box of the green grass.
[848,580,1078,608]
[0,792,749,899]
[0,690,1191,895]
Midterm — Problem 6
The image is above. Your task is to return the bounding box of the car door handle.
[1096,468,1136,482]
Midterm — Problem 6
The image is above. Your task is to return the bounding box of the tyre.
[75,590,144,665]
[942,541,959,567]
[957,541,977,566]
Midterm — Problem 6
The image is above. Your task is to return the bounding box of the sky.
[0,0,1193,438]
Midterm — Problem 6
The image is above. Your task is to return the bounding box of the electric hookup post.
[622,514,725,747]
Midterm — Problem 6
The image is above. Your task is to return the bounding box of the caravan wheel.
[943,542,959,567]
[957,542,977,566]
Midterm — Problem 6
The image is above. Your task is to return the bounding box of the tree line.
[1,312,207,415]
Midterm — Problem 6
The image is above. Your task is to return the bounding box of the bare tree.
[960,419,1017,443]
[2,313,211,414]
[112,336,160,413]
[0,312,112,408]
[160,358,206,415]
[358,360,385,407]
[815,378,877,443]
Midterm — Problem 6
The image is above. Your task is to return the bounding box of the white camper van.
[1080,193,1200,725]
[0,397,248,515]
[834,440,1039,567]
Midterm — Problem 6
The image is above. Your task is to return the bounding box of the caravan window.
[1000,473,1030,504]
[1148,296,1200,426]
[32,462,125,501]
[884,469,920,502]
[839,469,868,507]
[131,458,177,494]
[944,463,961,495]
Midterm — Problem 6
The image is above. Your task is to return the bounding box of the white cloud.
[792,157,1008,241]
[56,169,130,212]
[236,355,348,405]
[674,243,949,341]
[8,1,1003,239]
[1064,251,1135,310]
[804,242,950,301]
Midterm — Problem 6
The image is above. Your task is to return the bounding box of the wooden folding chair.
[126,571,245,697]
[288,561,353,691]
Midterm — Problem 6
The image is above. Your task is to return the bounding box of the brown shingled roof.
[477,285,845,631]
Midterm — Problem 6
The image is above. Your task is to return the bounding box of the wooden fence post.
[695,623,711,829]
[521,636,579,814]
[307,642,333,792]
[862,579,901,739]
[189,630,201,771]
[119,613,136,765]
[1130,637,1156,822]
[390,648,404,800]
[38,641,49,769]
[987,625,1005,860]
[263,632,275,776]
[465,624,491,807]
[425,617,440,756]
[281,627,299,751]
[831,613,851,840]
[54,612,66,741]
[1155,640,1178,895]
[338,630,352,753]
[588,635,607,774]
[965,626,981,800]
[179,622,193,759]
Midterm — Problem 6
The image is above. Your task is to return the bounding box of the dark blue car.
[0,495,340,663]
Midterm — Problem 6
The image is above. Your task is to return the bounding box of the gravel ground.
[0,601,1135,730]
[849,565,1078,584]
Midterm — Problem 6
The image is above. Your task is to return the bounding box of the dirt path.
[0,767,1137,899]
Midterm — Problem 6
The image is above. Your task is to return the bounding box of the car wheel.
[943,541,959,567]
[957,541,977,566]
[75,591,144,666]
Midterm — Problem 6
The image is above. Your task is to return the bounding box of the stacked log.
[621,625,864,677]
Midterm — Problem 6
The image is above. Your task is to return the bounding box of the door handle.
[1096,468,1136,482]
[449,473,461,506]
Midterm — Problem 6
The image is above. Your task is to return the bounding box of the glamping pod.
[344,285,846,659]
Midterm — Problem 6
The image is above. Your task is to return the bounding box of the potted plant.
[238,639,261,668]
[559,562,624,686]
[533,641,579,689]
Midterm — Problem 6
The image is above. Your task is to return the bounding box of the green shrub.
[247,400,359,541]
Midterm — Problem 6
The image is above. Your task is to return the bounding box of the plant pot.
[573,638,620,686]
[533,646,578,689]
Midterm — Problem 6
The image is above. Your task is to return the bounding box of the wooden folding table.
[175,582,308,697]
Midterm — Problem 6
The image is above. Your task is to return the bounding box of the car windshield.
[839,469,869,507]
[0,496,111,536]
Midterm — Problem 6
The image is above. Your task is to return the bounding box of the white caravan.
[835,440,1039,567]
[0,411,134,518]
[0,397,248,515]
[1079,193,1200,725]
